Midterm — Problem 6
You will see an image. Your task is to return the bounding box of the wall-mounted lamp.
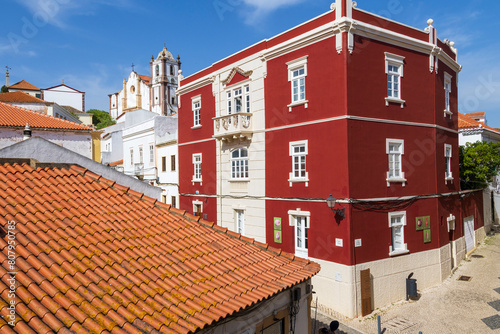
[326,194,345,220]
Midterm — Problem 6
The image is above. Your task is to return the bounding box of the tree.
[459,141,500,190]
[87,109,115,130]
[1,85,8,93]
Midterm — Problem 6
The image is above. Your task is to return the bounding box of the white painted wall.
[7,102,48,113]
[123,118,156,180]
[212,57,268,243]
[0,128,92,159]
[157,141,178,207]
[43,85,84,111]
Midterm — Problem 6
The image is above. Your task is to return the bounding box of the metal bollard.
[377,315,381,334]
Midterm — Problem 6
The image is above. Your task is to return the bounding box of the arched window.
[231,148,248,179]
[155,65,159,76]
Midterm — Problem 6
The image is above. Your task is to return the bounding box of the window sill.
[444,109,453,117]
[289,178,309,187]
[191,125,202,129]
[385,97,405,108]
[191,179,202,185]
[387,177,406,187]
[445,176,454,184]
[229,179,249,183]
[288,100,309,112]
[389,249,409,257]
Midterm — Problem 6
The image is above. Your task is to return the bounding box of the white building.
[42,82,86,112]
[101,108,179,206]
[0,101,93,158]
[7,80,42,98]
[122,113,178,207]
[156,119,178,208]
[109,46,180,120]
[0,91,82,123]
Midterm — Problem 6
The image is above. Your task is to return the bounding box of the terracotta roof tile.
[458,112,500,134]
[0,162,320,332]
[0,91,48,104]
[8,80,40,91]
[138,75,151,84]
[0,101,91,131]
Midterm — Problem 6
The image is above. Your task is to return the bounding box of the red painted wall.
[265,37,346,129]
[178,84,218,222]
[266,201,352,265]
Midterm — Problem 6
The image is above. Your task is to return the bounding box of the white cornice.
[261,22,340,61]
[177,76,215,96]
[261,114,458,134]
[352,21,461,72]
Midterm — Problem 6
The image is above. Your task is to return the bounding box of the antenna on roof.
[5,66,11,87]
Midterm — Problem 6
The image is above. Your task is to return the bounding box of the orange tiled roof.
[0,101,91,131]
[8,80,40,91]
[465,112,485,117]
[0,162,320,333]
[458,112,500,134]
[0,91,48,104]
[139,74,151,84]
[108,159,123,166]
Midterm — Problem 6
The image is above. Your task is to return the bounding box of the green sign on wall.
[273,217,282,244]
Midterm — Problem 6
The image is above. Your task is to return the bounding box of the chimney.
[23,122,32,140]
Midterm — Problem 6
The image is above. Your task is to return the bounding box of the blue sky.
[1,0,500,126]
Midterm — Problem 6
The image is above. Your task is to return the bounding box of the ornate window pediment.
[222,67,253,86]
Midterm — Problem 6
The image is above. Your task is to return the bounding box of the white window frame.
[385,53,405,108]
[287,56,309,111]
[388,211,408,256]
[386,139,406,186]
[444,72,452,117]
[192,95,201,129]
[227,84,250,116]
[235,209,245,235]
[230,148,249,181]
[289,140,309,187]
[288,209,310,258]
[138,146,144,164]
[149,144,154,164]
[192,153,202,184]
[445,144,453,182]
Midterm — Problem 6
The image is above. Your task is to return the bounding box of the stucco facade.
[177,0,483,318]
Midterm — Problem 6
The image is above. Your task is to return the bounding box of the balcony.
[213,113,253,142]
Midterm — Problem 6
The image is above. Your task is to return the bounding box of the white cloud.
[13,0,139,29]
[241,0,307,25]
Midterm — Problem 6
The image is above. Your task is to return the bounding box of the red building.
[177,0,484,317]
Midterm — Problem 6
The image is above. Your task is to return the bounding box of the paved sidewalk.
[313,231,500,333]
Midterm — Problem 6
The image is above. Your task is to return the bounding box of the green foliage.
[1,85,8,93]
[87,109,115,129]
[459,141,500,190]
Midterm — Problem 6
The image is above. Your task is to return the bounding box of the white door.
[464,216,475,253]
